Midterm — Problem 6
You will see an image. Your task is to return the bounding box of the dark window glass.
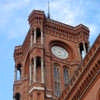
[54,64,60,97]
[64,67,69,86]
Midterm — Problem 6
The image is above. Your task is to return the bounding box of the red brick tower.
[13,10,89,100]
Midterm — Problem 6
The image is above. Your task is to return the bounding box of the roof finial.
[48,0,50,18]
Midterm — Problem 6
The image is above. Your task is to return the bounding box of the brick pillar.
[30,34,33,47]
[33,57,36,82]
[34,28,36,44]
[41,57,44,83]
[29,63,32,84]
[41,27,44,83]
[41,31,43,45]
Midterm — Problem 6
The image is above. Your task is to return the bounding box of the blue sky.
[0,0,100,99]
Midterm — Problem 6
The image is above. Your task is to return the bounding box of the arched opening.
[36,28,41,42]
[36,56,41,82]
[29,56,44,83]
[79,42,89,59]
[16,64,22,80]
[85,43,88,53]
[14,93,20,100]
[54,63,60,97]
[63,66,69,86]
[79,43,84,58]
[36,56,41,67]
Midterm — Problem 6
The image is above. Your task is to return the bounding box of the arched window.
[36,56,41,67]
[16,64,22,80]
[79,43,84,58]
[15,93,20,100]
[36,28,41,40]
[36,56,41,82]
[79,42,88,59]
[54,63,60,97]
[63,67,69,86]
[85,43,88,53]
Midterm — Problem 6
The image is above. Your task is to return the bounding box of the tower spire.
[48,0,50,18]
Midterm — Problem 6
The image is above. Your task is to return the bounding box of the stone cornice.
[45,21,89,43]
[46,18,89,34]
[46,19,89,33]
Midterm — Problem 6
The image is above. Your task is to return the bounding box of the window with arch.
[14,93,20,100]
[36,28,41,40]
[36,56,41,82]
[79,42,88,59]
[63,67,69,86]
[16,64,22,80]
[54,63,61,97]
[79,43,84,58]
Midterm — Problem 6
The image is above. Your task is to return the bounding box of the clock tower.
[13,10,89,100]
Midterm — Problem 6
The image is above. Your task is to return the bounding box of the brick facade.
[13,10,100,100]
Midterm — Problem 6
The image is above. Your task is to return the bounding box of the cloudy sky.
[0,0,100,99]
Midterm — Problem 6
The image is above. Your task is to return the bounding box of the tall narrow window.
[54,63,60,97]
[85,43,88,53]
[63,67,69,86]
[79,43,84,58]
[36,56,41,82]
[79,42,88,59]
[15,93,20,100]
[16,64,22,80]
[36,28,41,42]
[79,43,85,59]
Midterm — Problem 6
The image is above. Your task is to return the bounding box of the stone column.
[34,28,36,44]
[41,57,44,83]
[14,67,17,81]
[33,57,36,82]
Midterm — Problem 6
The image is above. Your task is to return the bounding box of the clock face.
[51,46,68,59]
